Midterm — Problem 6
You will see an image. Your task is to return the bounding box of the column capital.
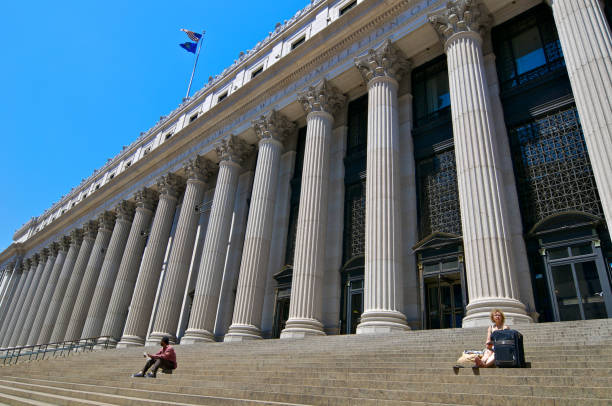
[183,155,215,183]
[83,220,99,240]
[115,201,136,222]
[59,236,71,252]
[157,173,184,198]
[252,110,296,145]
[70,229,84,246]
[135,188,158,212]
[354,39,411,84]
[39,248,50,263]
[5,261,16,271]
[297,79,346,117]
[428,0,490,47]
[215,135,252,166]
[30,254,40,267]
[95,211,115,231]
[49,242,60,257]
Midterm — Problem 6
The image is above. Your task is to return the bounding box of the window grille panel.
[510,105,604,229]
[417,149,462,238]
[343,181,366,262]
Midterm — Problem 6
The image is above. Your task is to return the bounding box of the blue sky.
[0,0,309,251]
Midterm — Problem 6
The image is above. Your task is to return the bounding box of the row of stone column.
[2,0,610,345]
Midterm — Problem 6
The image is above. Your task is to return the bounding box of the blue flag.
[180,42,198,54]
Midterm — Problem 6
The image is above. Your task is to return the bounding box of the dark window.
[416,147,461,238]
[125,161,131,168]
[165,133,173,140]
[251,66,263,78]
[413,57,451,128]
[82,193,87,199]
[95,184,100,190]
[218,92,228,102]
[339,0,357,16]
[492,4,564,92]
[189,114,198,123]
[509,105,603,229]
[109,173,115,179]
[291,36,305,50]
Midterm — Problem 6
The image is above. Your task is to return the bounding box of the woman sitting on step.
[474,308,509,368]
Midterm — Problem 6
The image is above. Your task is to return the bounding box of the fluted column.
[0,262,27,346]
[8,253,45,346]
[224,114,295,342]
[96,189,158,346]
[429,0,531,326]
[148,157,213,344]
[281,80,345,338]
[548,0,612,232]
[27,237,69,345]
[18,245,58,346]
[183,136,252,343]
[64,212,116,341]
[39,230,82,344]
[0,261,20,334]
[79,203,135,340]
[352,40,410,334]
[51,221,98,342]
[118,174,183,347]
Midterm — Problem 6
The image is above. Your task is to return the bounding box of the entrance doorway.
[424,271,464,329]
[272,267,292,338]
[340,257,364,334]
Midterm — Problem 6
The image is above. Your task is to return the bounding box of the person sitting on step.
[132,336,177,378]
[474,308,509,368]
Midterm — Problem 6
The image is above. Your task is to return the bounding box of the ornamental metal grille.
[343,182,366,262]
[510,105,603,229]
[417,149,462,238]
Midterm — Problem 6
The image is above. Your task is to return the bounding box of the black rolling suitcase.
[491,329,525,368]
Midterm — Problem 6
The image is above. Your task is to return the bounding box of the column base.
[356,310,409,335]
[180,329,215,344]
[224,324,263,342]
[462,297,535,328]
[146,331,177,347]
[117,335,145,348]
[94,336,118,350]
[280,318,326,339]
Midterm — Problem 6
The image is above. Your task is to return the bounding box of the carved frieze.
[184,156,215,183]
[354,39,411,83]
[115,201,136,223]
[135,188,159,211]
[252,110,296,144]
[215,135,253,165]
[157,173,184,198]
[297,79,346,116]
[428,0,490,44]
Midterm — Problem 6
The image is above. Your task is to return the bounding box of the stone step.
[2,375,610,406]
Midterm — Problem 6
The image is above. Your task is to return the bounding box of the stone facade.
[1,0,612,348]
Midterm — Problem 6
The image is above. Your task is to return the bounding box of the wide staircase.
[0,319,611,405]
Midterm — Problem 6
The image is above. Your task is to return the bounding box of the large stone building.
[1,0,611,349]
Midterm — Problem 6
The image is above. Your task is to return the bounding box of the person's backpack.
[491,329,525,368]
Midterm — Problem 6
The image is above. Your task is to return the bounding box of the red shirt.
[152,345,177,369]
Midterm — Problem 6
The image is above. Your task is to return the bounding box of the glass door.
[424,272,464,329]
[272,287,291,338]
[545,241,612,321]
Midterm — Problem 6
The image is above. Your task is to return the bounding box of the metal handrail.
[0,336,113,366]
